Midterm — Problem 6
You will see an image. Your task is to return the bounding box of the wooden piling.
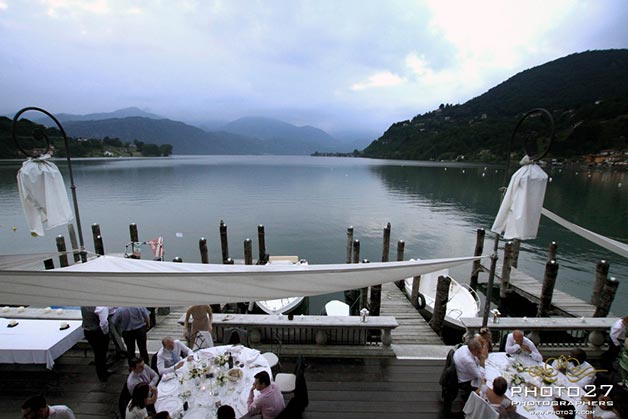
[56,235,69,267]
[410,275,421,310]
[352,239,360,264]
[129,223,139,244]
[394,240,405,289]
[429,275,451,335]
[360,259,370,310]
[257,225,267,264]
[590,260,609,306]
[370,224,390,316]
[593,277,619,318]
[381,223,391,262]
[500,241,513,299]
[244,238,253,265]
[547,241,558,263]
[199,238,209,264]
[43,259,55,270]
[511,239,521,268]
[220,220,229,263]
[67,224,80,263]
[346,226,354,264]
[470,228,485,289]
[536,260,559,317]
[91,224,105,255]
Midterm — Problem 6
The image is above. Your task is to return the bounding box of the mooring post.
[346,226,354,264]
[244,238,253,265]
[470,228,485,289]
[199,238,209,264]
[56,235,69,267]
[429,275,451,335]
[591,260,609,306]
[360,259,370,310]
[547,241,558,263]
[394,240,405,289]
[381,222,391,262]
[537,259,559,317]
[67,224,80,263]
[593,277,619,318]
[91,224,105,255]
[511,239,521,268]
[220,220,229,263]
[500,241,513,300]
[370,224,390,316]
[410,275,421,310]
[130,223,139,244]
[257,225,267,264]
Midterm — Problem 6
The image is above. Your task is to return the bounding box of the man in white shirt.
[81,306,112,382]
[127,357,159,394]
[453,337,485,401]
[156,336,194,375]
[505,330,543,362]
[21,395,75,419]
[606,317,628,361]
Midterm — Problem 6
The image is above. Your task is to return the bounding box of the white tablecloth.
[485,352,590,419]
[155,344,271,418]
[0,318,84,369]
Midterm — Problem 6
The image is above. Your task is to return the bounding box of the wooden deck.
[0,347,450,419]
[480,263,599,317]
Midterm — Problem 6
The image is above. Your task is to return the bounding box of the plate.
[158,398,181,414]
[227,368,243,381]
[159,379,179,395]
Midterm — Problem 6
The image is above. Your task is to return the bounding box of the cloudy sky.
[1,0,627,137]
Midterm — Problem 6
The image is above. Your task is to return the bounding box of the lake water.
[0,155,626,315]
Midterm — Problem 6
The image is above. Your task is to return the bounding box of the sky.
[1,0,627,137]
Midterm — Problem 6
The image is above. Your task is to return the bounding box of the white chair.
[462,391,499,419]
[275,372,296,394]
[262,352,280,375]
[193,331,214,351]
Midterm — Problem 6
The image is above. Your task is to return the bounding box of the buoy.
[417,293,426,310]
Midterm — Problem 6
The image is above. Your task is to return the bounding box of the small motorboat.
[323,299,350,316]
[404,261,480,329]
[255,257,307,315]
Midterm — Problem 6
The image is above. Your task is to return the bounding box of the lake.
[0,155,626,315]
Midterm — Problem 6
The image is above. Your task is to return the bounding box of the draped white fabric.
[16,155,73,237]
[0,254,483,306]
[491,158,548,240]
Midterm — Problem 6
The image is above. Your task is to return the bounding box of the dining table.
[154,344,272,419]
[484,352,595,419]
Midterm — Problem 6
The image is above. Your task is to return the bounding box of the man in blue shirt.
[112,307,151,364]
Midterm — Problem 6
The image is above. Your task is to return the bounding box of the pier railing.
[461,317,618,357]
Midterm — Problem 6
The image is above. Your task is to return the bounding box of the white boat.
[324,299,350,316]
[255,256,307,315]
[404,263,480,329]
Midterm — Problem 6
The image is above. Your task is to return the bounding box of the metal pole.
[11,107,87,262]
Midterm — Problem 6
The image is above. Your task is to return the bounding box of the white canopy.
[0,254,482,306]
[491,157,548,240]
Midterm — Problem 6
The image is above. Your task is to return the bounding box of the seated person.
[505,330,543,362]
[453,337,486,401]
[154,412,172,419]
[475,327,493,366]
[127,357,159,394]
[126,383,157,419]
[21,395,76,419]
[156,336,194,375]
[247,371,285,419]
[217,405,236,419]
[551,348,595,388]
[477,376,516,415]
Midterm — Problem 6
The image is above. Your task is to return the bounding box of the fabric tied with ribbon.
[491,155,548,240]
[16,155,73,237]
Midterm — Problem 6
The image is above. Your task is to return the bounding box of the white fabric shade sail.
[491,159,548,240]
[0,254,483,307]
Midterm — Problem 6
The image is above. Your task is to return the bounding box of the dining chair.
[462,391,499,419]
[275,355,306,395]
[193,330,214,351]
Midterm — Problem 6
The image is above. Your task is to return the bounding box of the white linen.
[0,318,83,369]
[505,333,543,362]
[16,156,73,237]
[155,345,271,419]
[0,254,483,306]
[609,318,626,346]
[463,391,499,419]
[491,159,548,240]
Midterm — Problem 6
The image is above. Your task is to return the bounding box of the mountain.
[35,107,163,125]
[221,116,341,154]
[62,117,263,155]
[363,49,628,161]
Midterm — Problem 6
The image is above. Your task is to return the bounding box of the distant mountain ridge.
[363,49,628,161]
[35,107,162,124]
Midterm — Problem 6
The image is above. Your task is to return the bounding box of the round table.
[155,344,271,418]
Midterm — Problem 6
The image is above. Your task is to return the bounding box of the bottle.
[228,352,233,369]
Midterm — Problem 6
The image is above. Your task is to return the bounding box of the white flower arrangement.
[514,362,526,373]
[512,374,525,386]
[216,373,228,386]
[214,354,229,367]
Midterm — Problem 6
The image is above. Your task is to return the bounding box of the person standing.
[112,307,151,364]
[183,305,213,348]
[81,306,111,382]
[247,371,285,419]
[21,395,75,419]
[453,337,486,402]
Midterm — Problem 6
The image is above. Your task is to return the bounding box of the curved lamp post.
[11,106,87,262]
[482,108,555,327]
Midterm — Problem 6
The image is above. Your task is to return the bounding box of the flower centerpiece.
[514,362,526,373]
[214,354,229,367]
[216,373,228,386]
[512,374,526,386]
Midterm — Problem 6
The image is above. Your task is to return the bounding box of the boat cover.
[0,254,483,306]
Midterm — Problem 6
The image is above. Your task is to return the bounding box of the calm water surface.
[0,156,626,315]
